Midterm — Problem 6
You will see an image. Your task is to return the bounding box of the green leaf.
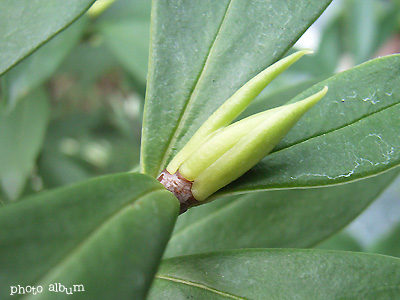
[95,0,151,23]
[315,232,363,252]
[239,78,324,119]
[141,0,332,177]
[3,16,88,108]
[0,0,95,76]
[218,54,400,196]
[149,249,400,300]
[343,0,377,64]
[0,88,50,200]
[369,221,400,258]
[0,172,179,300]
[164,169,398,258]
[55,42,118,87]
[100,19,150,85]
[38,150,92,188]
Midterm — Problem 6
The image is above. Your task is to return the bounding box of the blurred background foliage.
[0,0,399,257]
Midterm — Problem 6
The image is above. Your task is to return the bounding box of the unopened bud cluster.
[158,50,328,213]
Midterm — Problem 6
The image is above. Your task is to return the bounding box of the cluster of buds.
[158,50,328,213]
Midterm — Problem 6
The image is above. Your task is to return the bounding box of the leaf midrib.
[156,275,247,300]
[169,101,400,244]
[156,0,234,175]
[271,100,400,156]
[19,188,162,300]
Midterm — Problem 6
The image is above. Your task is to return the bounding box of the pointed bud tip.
[303,49,314,55]
[320,86,329,96]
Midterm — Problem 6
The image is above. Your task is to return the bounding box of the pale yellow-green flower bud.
[157,50,328,213]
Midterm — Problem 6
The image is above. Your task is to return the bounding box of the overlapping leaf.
[0,88,50,200]
[149,249,400,299]
[141,0,332,177]
[0,0,95,76]
[0,173,179,299]
[219,54,400,196]
[165,169,398,257]
[3,17,87,108]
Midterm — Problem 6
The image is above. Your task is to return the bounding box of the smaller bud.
[87,0,116,18]
[158,50,328,212]
[166,50,313,175]
[188,87,328,200]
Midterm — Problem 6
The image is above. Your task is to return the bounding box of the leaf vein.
[19,188,163,300]
[272,100,400,156]
[156,275,247,300]
[156,0,234,175]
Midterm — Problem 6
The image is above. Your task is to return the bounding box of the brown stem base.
[157,169,198,214]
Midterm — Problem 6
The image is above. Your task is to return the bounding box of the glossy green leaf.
[141,0,332,177]
[218,54,400,196]
[0,88,50,200]
[0,0,95,76]
[149,249,400,300]
[165,169,398,257]
[3,17,87,108]
[0,172,179,299]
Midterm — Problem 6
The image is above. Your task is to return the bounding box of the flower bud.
[158,50,328,212]
[188,87,327,200]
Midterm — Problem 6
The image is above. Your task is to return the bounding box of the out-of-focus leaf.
[218,55,400,196]
[290,18,342,77]
[315,232,363,252]
[0,88,49,200]
[100,20,150,85]
[369,221,400,258]
[0,173,179,299]
[373,5,400,54]
[141,0,332,177]
[38,151,92,188]
[165,169,398,257]
[149,249,400,299]
[0,0,95,76]
[3,17,87,108]
[95,0,151,23]
[344,0,376,64]
[56,42,118,87]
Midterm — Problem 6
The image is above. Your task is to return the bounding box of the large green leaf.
[149,249,400,299]
[3,16,87,108]
[0,0,95,76]
[219,54,400,196]
[0,88,50,200]
[141,0,332,177]
[165,169,398,258]
[0,173,179,299]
